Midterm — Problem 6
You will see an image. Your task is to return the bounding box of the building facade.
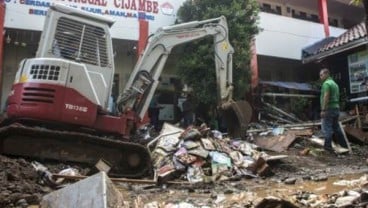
[255,0,364,83]
[0,0,365,117]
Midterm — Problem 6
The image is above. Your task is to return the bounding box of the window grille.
[53,17,109,67]
[30,64,60,81]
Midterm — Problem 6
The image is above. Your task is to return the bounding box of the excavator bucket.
[221,100,252,138]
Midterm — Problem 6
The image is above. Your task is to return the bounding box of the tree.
[176,0,259,122]
[350,0,368,30]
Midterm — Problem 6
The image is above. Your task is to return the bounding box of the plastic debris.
[187,166,204,183]
[55,167,80,184]
[151,124,275,183]
[272,127,285,135]
[156,135,181,152]
[181,128,202,140]
[31,161,57,187]
[200,138,216,150]
[211,130,223,139]
[209,151,232,167]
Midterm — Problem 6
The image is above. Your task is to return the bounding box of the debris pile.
[151,123,273,183]
[290,175,368,207]
[0,155,49,207]
[256,80,319,126]
[129,175,368,207]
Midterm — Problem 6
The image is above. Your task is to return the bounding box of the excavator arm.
[116,16,235,119]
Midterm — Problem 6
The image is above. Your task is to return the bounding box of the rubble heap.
[0,155,49,207]
[151,124,273,183]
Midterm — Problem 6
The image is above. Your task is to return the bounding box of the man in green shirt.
[319,68,348,154]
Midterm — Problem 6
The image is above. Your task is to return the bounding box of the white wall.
[4,0,186,40]
[256,12,346,60]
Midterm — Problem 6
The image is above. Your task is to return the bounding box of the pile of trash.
[150,123,274,183]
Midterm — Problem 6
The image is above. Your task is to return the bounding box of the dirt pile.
[0,155,51,207]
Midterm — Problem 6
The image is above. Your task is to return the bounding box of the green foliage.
[350,0,362,6]
[176,0,260,107]
[290,97,309,117]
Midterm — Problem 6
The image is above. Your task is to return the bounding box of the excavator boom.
[116,16,252,137]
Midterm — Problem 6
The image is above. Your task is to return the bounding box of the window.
[299,12,307,19]
[260,3,282,15]
[310,14,319,23]
[329,18,339,27]
[53,17,109,67]
[292,10,317,23]
[262,3,271,11]
[291,9,296,17]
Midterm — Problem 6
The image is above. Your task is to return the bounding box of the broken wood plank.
[287,128,313,137]
[339,122,352,154]
[263,101,302,122]
[253,132,296,152]
[356,104,362,129]
[52,173,191,185]
[344,125,368,143]
[264,155,288,161]
[247,115,358,134]
[265,112,294,124]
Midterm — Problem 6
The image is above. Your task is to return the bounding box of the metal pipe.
[261,92,317,98]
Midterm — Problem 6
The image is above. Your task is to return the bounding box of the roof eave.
[302,37,368,64]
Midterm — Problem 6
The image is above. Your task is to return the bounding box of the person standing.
[182,94,194,127]
[319,68,348,154]
[148,93,161,131]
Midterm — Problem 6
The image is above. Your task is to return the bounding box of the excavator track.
[0,121,152,178]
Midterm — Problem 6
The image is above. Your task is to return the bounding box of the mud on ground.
[119,138,368,207]
[270,138,368,180]
[1,137,368,207]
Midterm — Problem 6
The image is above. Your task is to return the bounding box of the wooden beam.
[52,173,191,185]
[339,122,352,154]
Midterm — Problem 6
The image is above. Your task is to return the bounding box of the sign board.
[348,50,368,94]
[4,0,185,40]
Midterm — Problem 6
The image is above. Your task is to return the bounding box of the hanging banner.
[4,0,185,40]
[348,50,368,94]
